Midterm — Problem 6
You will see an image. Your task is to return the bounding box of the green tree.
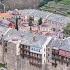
[28,16,34,32]
[15,16,21,31]
[39,0,52,7]
[15,17,18,31]
[54,0,62,4]
[38,17,42,31]
[38,17,42,25]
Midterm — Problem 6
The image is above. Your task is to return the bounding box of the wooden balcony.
[29,55,42,60]
[52,50,59,55]
[20,45,30,52]
[20,50,30,58]
[52,55,60,61]
[52,62,57,67]
[29,61,42,68]
[52,55,70,64]
[20,48,30,52]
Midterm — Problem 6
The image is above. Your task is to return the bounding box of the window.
[48,54,49,56]
[4,48,7,52]
[52,28,56,31]
[48,60,49,62]
[61,61,63,65]
[27,52,29,55]
[33,53,35,56]
[5,42,7,47]
[39,50,40,52]
[28,46,30,49]
[44,49,45,52]
[52,62,57,67]
[26,51,27,54]
[44,60,45,63]
[48,48,50,51]
[37,54,38,57]
[44,54,45,57]
[55,63,57,68]
[30,53,32,56]
[67,63,69,67]
[29,52,30,55]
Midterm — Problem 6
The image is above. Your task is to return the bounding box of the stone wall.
[7,42,17,70]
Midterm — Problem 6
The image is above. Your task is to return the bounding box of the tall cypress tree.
[38,17,42,32]
[28,16,34,32]
[38,18,42,25]
[15,17,18,31]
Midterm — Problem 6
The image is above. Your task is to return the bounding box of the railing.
[20,47,30,52]
[52,55,70,64]
[29,55,42,60]
[52,55,60,61]
[29,61,42,68]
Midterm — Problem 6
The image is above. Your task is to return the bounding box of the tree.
[63,23,70,37]
[54,0,62,4]
[28,16,34,32]
[38,17,42,31]
[15,17,18,31]
[15,16,21,31]
[38,18,42,25]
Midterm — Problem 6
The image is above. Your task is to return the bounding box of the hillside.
[0,0,43,10]
[40,0,70,17]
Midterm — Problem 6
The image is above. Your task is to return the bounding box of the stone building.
[49,37,70,70]
[0,26,11,64]
[6,40,21,70]
[2,28,52,70]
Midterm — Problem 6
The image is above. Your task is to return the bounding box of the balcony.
[52,55,60,61]
[59,59,70,64]
[29,60,42,68]
[52,62,57,67]
[52,55,70,65]
[23,48,30,52]
[20,45,30,52]
[52,50,59,55]
[20,50,30,58]
[29,55,42,60]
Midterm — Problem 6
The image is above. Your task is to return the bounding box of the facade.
[2,28,52,70]
[0,26,70,70]
[6,40,21,70]
[3,29,22,70]
[20,35,52,70]
[49,38,70,70]
[0,9,70,70]
[0,26,11,64]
